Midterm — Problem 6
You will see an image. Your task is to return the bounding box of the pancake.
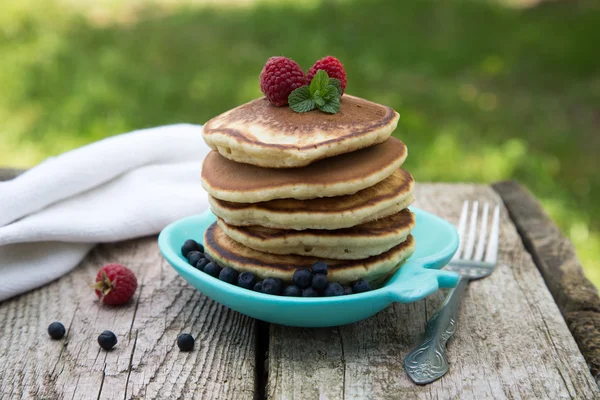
[201,137,407,203]
[209,168,415,230]
[217,209,415,259]
[204,222,416,284]
[202,95,400,168]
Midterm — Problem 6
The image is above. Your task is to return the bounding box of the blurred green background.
[1,0,599,285]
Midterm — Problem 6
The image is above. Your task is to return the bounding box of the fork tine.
[484,204,501,263]
[463,201,479,260]
[453,201,469,260]
[474,203,490,261]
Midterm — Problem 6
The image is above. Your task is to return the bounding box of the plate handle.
[385,262,459,303]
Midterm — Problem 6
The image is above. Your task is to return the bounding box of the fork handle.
[404,277,468,384]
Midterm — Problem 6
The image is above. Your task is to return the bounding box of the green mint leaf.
[317,95,341,114]
[309,69,330,96]
[288,86,315,113]
[329,78,342,94]
[314,92,325,107]
[321,85,339,101]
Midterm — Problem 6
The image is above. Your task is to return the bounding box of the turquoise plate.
[158,207,459,327]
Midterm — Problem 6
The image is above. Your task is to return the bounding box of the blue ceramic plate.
[158,208,459,327]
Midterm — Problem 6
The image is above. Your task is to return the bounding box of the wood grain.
[494,180,600,383]
[0,237,257,399]
[267,183,600,399]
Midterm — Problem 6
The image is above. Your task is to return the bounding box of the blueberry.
[262,277,283,295]
[302,287,320,297]
[352,279,372,293]
[204,253,214,262]
[47,321,66,340]
[292,269,312,289]
[204,262,222,278]
[324,282,345,296]
[98,330,118,350]
[181,239,199,258]
[312,262,328,276]
[177,333,195,352]
[218,267,238,284]
[196,258,210,271]
[253,281,263,292]
[283,285,302,297]
[187,251,204,266]
[344,287,353,295]
[311,274,328,292]
[237,272,256,290]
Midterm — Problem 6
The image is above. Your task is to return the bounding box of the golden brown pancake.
[201,137,407,203]
[217,209,415,259]
[209,168,414,230]
[204,222,416,284]
[202,94,400,168]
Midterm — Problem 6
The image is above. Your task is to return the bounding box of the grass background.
[1,0,599,285]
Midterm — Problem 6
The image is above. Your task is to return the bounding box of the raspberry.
[307,56,347,95]
[260,56,308,106]
[93,263,138,306]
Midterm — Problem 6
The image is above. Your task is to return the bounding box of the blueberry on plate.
[187,251,204,267]
[283,285,302,297]
[311,274,328,292]
[352,279,372,293]
[47,321,66,340]
[237,272,256,290]
[302,287,320,297]
[177,333,195,352]
[196,258,210,271]
[98,330,118,350]
[324,282,345,296]
[181,239,199,258]
[262,277,283,295]
[292,269,312,289]
[311,262,328,276]
[253,281,263,292]
[219,267,239,284]
[204,262,222,278]
[344,287,353,295]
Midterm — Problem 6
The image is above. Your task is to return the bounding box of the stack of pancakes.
[201,94,416,287]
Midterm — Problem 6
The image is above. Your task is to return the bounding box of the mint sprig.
[288,70,341,114]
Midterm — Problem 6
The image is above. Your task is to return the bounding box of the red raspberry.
[260,56,308,106]
[92,264,138,306]
[307,56,347,95]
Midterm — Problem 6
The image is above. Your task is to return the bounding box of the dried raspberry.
[260,57,308,106]
[307,56,347,95]
[92,263,138,306]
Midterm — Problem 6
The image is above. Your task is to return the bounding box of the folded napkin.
[0,124,210,302]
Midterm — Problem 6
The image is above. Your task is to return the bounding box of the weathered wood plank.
[493,180,600,383]
[267,183,600,399]
[0,237,257,399]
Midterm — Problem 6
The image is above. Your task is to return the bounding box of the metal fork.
[404,201,501,384]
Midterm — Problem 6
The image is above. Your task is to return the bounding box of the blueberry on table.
[283,285,302,297]
[324,282,345,296]
[253,281,264,292]
[187,251,204,267]
[302,287,320,297]
[196,258,210,271]
[352,279,372,293]
[98,330,118,350]
[311,274,328,292]
[177,333,195,352]
[219,267,239,284]
[237,272,257,290]
[262,277,283,295]
[181,239,200,258]
[312,262,328,276]
[204,262,222,278]
[292,269,312,289]
[47,322,66,340]
[344,287,353,295]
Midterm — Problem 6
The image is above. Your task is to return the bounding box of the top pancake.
[201,137,407,203]
[202,94,400,168]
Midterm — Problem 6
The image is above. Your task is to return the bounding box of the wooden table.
[1,168,599,399]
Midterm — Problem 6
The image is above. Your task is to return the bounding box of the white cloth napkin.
[0,124,210,302]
